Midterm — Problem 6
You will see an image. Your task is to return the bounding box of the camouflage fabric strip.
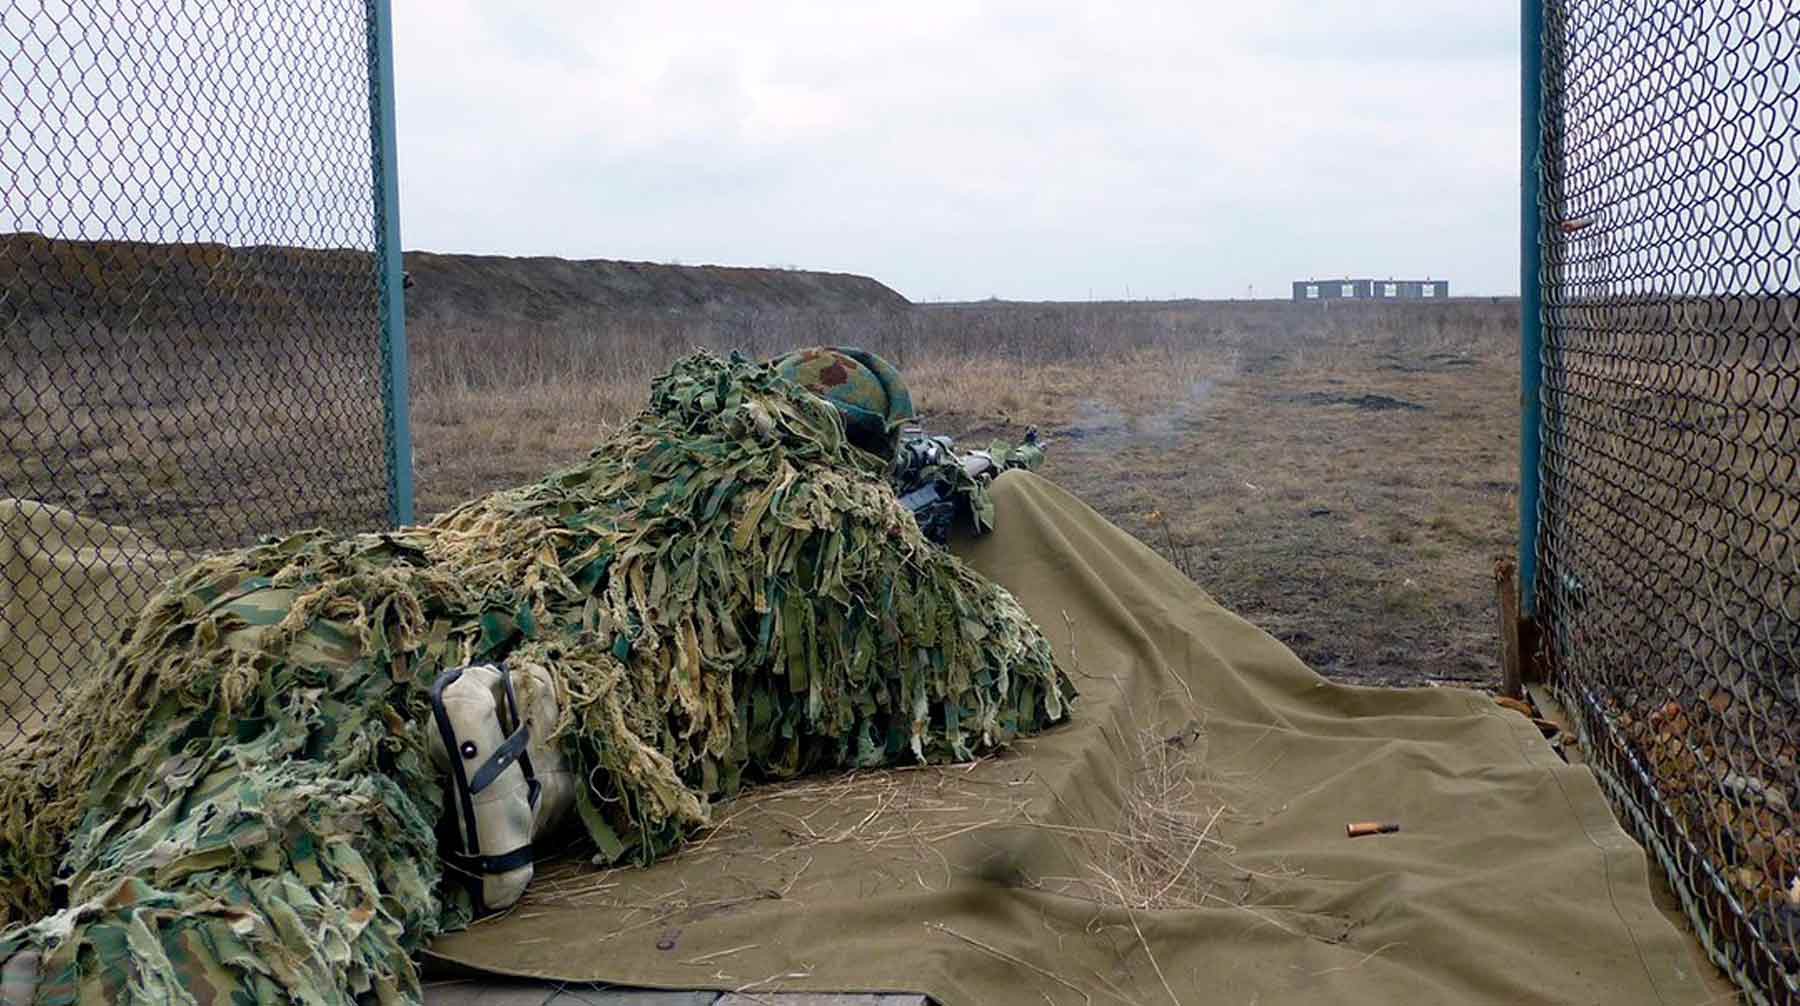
[0,350,1072,1005]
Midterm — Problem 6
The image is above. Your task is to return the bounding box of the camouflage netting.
[0,351,1072,1004]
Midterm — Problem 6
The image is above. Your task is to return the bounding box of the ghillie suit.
[770,346,1047,544]
[0,351,1072,1005]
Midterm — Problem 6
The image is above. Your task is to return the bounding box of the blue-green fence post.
[1518,0,1545,617]
[369,0,414,527]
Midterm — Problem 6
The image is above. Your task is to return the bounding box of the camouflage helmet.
[771,346,915,458]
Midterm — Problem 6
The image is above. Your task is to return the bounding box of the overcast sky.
[390,1,1518,302]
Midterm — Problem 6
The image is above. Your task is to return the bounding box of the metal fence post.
[1517,0,1544,619]
[369,0,414,527]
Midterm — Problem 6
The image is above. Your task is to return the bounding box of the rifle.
[891,426,1044,544]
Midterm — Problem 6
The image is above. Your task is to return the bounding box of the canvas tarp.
[423,471,1721,1005]
[0,499,186,740]
[0,479,1723,1005]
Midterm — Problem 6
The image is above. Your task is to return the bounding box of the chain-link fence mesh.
[1536,2,1800,1000]
[1,1,402,742]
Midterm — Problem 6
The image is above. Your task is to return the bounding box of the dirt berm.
[1,233,909,334]
[403,250,908,324]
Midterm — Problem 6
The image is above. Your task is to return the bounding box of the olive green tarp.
[426,471,1718,1005]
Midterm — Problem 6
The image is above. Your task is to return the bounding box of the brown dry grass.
[1028,713,1256,915]
[2,298,1521,704]
[1,325,389,551]
[405,298,1521,689]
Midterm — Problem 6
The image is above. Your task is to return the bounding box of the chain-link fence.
[1,0,409,741]
[1533,2,1800,1001]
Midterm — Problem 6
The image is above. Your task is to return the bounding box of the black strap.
[430,661,545,918]
[494,663,540,809]
[447,843,536,875]
[467,724,530,793]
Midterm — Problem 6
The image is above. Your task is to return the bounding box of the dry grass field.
[0,296,1519,740]
[409,298,1522,689]
[0,295,1520,732]
[7,288,1788,989]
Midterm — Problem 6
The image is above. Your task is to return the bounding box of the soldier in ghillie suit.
[0,348,1071,1006]
[771,346,916,459]
[772,346,1047,544]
